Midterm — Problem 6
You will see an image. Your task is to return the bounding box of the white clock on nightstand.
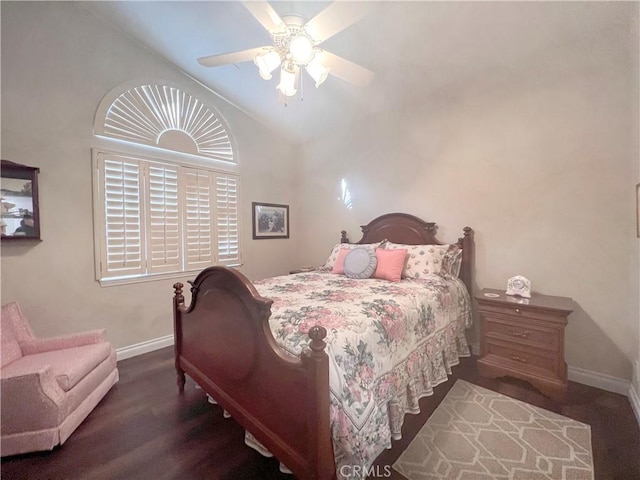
[506,275,531,298]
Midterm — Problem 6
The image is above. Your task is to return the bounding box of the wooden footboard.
[173,266,335,480]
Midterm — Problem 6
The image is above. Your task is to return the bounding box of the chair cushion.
[1,343,113,391]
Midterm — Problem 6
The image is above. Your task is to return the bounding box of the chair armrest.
[20,329,107,355]
[1,366,65,434]
[1,364,65,409]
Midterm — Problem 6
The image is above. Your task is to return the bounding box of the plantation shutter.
[100,155,144,277]
[145,163,182,273]
[183,169,214,269]
[215,174,240,264]
[94,151,241,282]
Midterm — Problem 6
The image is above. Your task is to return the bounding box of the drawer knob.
[510,330,530,338]
[515,308,521,314]
[510,355,528,363]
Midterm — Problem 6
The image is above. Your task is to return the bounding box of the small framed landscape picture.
[252,202,289,239]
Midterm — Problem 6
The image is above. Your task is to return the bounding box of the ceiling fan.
[197,1,375,98]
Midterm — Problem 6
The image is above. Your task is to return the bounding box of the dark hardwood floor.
[2,347,639,480]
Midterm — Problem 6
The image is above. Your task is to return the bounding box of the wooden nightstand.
[476,288,574,401]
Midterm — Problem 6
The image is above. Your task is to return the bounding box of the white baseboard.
[567,365,630,396]
[116,334,174,361]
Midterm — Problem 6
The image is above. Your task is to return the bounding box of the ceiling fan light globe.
[276,66,297,97]
[254,50,282,80]
[305,57,330,88]
[276,83,297,97]
[289,33,315,65]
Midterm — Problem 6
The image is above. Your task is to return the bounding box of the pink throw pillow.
[332,248,351,274]
[373,248,407,282]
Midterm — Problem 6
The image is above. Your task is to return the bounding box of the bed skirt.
[242,321,470,479]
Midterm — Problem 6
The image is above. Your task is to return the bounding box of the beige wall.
[1,1,639,390]
[0,2,299,349]
[296,11,640,382]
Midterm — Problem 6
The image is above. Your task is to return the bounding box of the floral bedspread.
[250,271,472,479]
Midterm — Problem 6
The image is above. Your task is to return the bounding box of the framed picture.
[1,160,41,241]
[252,202,289,239]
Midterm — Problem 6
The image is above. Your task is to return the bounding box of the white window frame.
[92,150,241,286]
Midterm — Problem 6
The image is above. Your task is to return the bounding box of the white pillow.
[382,242,450,279]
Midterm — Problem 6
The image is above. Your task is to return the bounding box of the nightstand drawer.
[485,317,560,351]
[485,340,558,372]
[477,302,568,326]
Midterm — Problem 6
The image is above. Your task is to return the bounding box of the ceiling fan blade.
[242,1,286,34]
[304,2,372,44]
[317,51,374,87]
[197,47,270,67]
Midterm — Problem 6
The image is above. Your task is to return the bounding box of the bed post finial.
[173,282,184,305]
[340,230,349,244]
[456,226,474,246]
[308,325,328,354]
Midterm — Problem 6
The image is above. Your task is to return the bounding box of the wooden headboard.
[340,212,474,294]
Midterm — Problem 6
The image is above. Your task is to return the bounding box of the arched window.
[92,82,240,285]
[94,82,235,163]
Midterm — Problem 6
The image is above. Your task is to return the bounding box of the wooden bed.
[172,213,474,480]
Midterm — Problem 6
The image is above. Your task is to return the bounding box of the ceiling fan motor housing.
[272,14,317,66]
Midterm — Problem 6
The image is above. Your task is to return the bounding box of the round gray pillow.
[343,247,378,279]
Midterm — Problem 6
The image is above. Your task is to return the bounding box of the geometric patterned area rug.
[393,380,594,480]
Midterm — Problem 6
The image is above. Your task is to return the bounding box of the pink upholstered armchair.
[1,302,118,456]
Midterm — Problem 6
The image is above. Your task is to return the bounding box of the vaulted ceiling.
[81,1,632,144]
